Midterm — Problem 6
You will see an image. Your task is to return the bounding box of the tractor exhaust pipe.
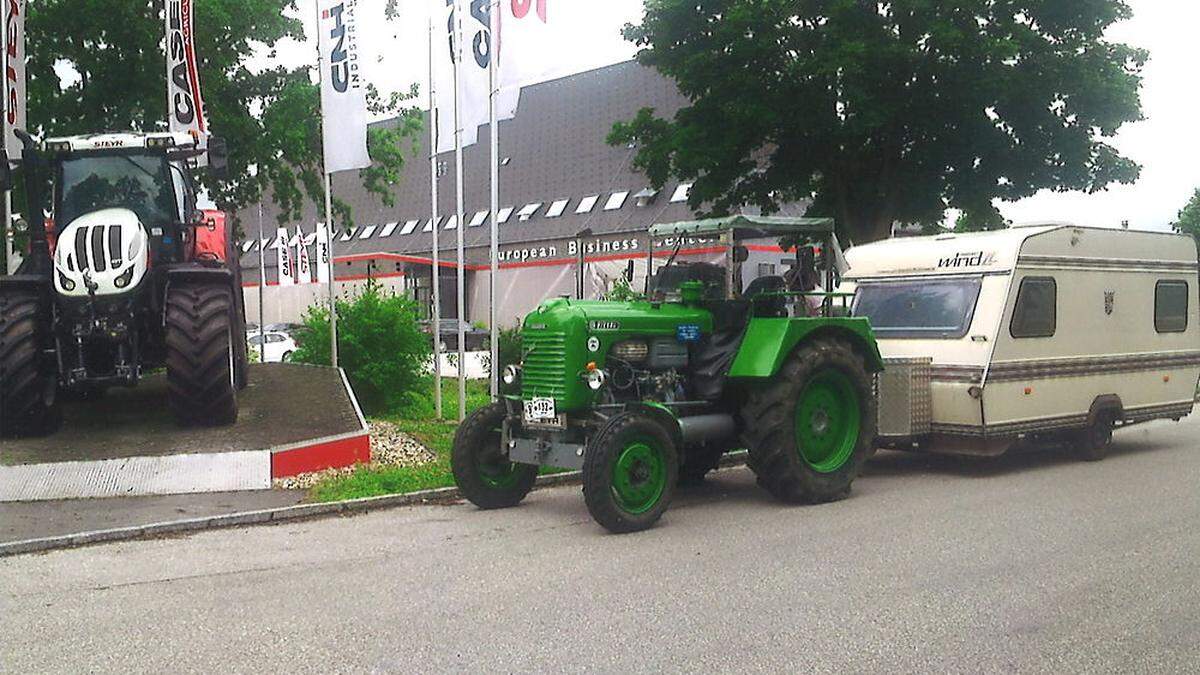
[678,414,738,447]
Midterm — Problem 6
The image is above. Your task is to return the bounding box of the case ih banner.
[3,0,26,161]
[317,0,371,173]
[296,226,313,284]
[165,0,208,144]
[277,228,296,287]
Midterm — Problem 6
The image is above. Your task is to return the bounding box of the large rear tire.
[0,289,60,438]
[165,283,239,427]
[452,401,538,509]
[583,412,679,533]
[742,338,876,504]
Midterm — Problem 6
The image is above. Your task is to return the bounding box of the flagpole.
[488,0,500,398]
[324,171,339,368]
[428,12,443,420]
[257,203,266,348]
[3,191,12,275]
[452,0,467,421]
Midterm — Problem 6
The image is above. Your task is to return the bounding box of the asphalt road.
[3,418,1198,673]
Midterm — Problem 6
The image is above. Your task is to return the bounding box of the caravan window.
[1155,281,1189,333]
[1010,277,1057,338]
[852,277,982,338]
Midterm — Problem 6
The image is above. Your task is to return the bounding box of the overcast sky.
[277,0,1199,232]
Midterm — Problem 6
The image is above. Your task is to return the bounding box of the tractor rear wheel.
[452,401,538,509]
[165,283,239,427]
[742,338,876,504]
[583,412,679,533]
[0,289,60,438]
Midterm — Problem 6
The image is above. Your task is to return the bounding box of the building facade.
[238,60,806,328]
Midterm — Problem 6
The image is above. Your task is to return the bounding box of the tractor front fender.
[622,401,684,449]
[727,317,884,379]
[165,266,235,286]
[0,274,52,294]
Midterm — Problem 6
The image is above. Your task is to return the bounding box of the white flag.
[432,0,518,154]
[497,0,571,91]
[317,0,371,173]
[277,227,296,287]
[165,0,208,158]
[3,0,27,160]
[316,223,331,284]
[296,226,312,284]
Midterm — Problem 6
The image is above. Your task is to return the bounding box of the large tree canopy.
[25,0,420,227]
[1172,188,1200,244]
[610,0,1146,243]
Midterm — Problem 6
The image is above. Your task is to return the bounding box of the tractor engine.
[604,338,690,404]
[52,208,152,388]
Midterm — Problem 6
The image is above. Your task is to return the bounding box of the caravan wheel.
[1071,412,1114,462]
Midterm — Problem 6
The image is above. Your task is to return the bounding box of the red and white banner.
[277,227,296,287]
[165,0,208,149]
[296,226,312,284]
[317,0,371,173]
[433,0,516,153]
[498,0,570,91]
[3,0,26,161]
[316,224,331,284]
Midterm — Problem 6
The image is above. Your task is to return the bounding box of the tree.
[610,1,1146,244]
[25,0,421,228]
[1173,189,1200,244]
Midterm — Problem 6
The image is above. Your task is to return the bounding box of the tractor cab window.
[58,153,178,228]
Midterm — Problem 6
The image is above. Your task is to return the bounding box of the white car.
[248,331,298,363]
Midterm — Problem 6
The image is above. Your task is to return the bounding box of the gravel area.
[272,421,436,490]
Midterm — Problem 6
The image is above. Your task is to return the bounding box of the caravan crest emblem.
[1104,291,1115,316]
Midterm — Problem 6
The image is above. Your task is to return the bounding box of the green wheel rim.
[611,438,667,514]
[477,427,521,488]
[794,368,861,474]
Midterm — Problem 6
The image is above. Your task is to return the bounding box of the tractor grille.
[73,223,124,273]
[521,330,569,401]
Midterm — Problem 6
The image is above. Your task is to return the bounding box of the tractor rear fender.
[165,266,235,286]
[0,274,52,295]
[727,317,884,380]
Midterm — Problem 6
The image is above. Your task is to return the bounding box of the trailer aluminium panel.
[844,224,1200,458]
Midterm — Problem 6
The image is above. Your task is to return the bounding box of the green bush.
[293,282,432,415]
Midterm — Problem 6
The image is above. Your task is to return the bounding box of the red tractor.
[0,131,248,437]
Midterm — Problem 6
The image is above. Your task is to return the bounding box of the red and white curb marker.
[0,369,371,502]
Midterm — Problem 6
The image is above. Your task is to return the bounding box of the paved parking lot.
[3,418,1198,672]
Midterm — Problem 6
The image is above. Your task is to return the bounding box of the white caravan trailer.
[844,224,1200,458]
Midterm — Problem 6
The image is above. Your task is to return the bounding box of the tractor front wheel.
[742,338,876,504]
[165,283,239,427]
[583,412,679,533]
[0,289,60,438]
[452,401,538,509]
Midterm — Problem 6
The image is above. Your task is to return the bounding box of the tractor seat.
[744,275,788,318]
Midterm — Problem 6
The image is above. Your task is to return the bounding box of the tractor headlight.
[502,364,522,386]
[57,270,76,291]
[114,265,136,289]
[583,367,607,391]
[611,339,649,362]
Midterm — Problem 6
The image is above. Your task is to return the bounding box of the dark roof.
[238,60,805,268]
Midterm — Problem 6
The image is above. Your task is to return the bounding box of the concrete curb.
[0,452,748,558]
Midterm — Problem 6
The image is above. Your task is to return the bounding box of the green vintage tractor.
[451,216,883,533]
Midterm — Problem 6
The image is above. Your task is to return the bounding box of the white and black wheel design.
[0,288,61,438]
[165,283,239,427]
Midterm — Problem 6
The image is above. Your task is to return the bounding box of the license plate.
[523,397,557,422]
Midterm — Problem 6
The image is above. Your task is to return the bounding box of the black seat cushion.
[744,275,788,318]
[690,300,752,400]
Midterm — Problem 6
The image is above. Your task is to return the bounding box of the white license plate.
[523,397,557,422]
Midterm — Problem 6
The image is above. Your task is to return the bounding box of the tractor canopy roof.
[648,215,836,239]
[41,132,201,154]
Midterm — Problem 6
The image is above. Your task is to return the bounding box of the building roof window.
[241,241,256,253]
[359,225,378,239]
[423,218,441,232]
[634,188,659,207]
[498,207,515,224]
[469,210,488,227]
[545,199,570,218]
[604,191,629,211]
[379,222,399,237]
[339,228,357,241]
[444,215,459,230]
[517,203,542,221]
[262,237,276,249]
[670,183,692,203]
[576,195,600,214]
[399,219,420,235]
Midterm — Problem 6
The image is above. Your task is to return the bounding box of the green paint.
[728,317,883,378]
[794,369,861,473]
[520,297,712,412]
[611,438,667,514]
